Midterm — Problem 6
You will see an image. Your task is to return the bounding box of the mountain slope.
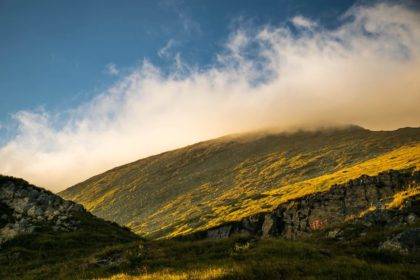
[0,175,138,279]
[2,173,419,279]
[60,126,420,238]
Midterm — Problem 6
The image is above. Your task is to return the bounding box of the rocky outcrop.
[0,175,86,245]
[199,169,419,240]
[379,228,419,254]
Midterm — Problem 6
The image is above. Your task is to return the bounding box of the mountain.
[60,126,420,238]
[1,128,420,279]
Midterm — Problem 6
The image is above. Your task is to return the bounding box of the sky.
[0,0,419,191]
[0,0,357,129]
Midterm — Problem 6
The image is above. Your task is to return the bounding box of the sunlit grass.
[387,187,420,209]
[168,144,420,237]
[60,128,420,238]
[100,267,226,280]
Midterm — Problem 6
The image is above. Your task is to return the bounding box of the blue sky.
[0,0,359,129]
[1,0,419,190]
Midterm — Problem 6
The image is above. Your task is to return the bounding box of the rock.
[0,176,84,244]
[261,214,274,238]
[199,169,419,240]
[27,206,44,218]
[69,203,85,213]
[207,225,232,238]
[94,250,125,267]
[379,228,419,254]
[406,213,416,225]
[379,240,409,254]
[327,229,341,239]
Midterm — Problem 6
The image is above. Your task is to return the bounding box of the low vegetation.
[1,224,419,279]
[60,127,420,238]
[0,213,138,280]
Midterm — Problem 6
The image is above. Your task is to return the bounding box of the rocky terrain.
[196,169,419,244]
[1,175,104,245]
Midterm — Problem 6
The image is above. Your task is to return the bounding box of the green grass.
[1,224,419,280]
[0,211,138,280]
[60,127,420,238]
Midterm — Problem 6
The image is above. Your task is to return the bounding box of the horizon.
[1,0,420,191]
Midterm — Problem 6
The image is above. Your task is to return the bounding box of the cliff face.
[199,169,419,240]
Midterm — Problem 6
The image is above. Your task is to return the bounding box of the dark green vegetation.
[1,223,419,279]
[0,210,138,280]
[0,174,138,279]
[60,126,420,238]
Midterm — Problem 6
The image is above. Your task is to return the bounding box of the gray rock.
[207,225,232,238]
[379,228,419,254]
[406,213,416,225]
[199,169,419,240]
[261,214,274,238]
[327,229,341,239]
[0,177,84,244]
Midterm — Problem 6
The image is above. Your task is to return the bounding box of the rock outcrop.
[379,228,419,254]
[0,175,86,245]
[198,169,419,240]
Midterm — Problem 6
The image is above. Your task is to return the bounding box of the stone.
[379,240,409,254]
[379,228,419,254]
[406,213,416,225]
[27,206,44,217]
[0,176,84,244]
[207,225,232,238]
[327,229,341,239]
[261,214,274,238]
[198,169,419,241]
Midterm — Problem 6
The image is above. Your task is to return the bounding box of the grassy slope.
[0,211,139,280]
[0,175,139,279]
[60,127,420,238]
[1,224,419,280]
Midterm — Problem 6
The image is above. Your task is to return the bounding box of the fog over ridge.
[0,2,419,191]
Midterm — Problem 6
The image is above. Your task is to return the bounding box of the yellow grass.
[172,144,420,236]
[99,267,227,280]
[60,128,420,239]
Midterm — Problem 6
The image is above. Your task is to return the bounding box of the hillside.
[60,126,420,238]
[2,173,419,279]
[0,175,138,279]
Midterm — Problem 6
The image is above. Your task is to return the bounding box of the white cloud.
[158,39,176,58]
[291,15,317,29]
[0,3,419,192]
[105,63,119,76]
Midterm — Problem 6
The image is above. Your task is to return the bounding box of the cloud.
[0,3,419,192]
[104,63,119,76]
[158,39,176,58]
[291,15,317,29]
[160,0,201,35]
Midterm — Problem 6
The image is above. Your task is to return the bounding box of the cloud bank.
[0,3,419,191]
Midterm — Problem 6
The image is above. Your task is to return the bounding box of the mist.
[0,2,419,191]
